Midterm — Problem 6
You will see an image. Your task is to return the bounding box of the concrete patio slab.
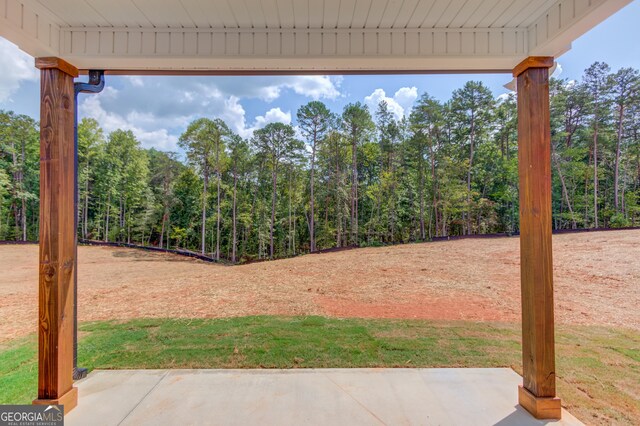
[66,368,583,426]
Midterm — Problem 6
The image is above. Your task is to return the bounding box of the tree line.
[1,62,639,262]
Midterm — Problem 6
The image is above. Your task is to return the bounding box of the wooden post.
[514,56,561,420]
[33,57,79,412]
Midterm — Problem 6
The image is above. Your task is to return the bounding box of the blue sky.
[1,1,639,152]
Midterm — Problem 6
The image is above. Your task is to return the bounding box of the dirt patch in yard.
[1,229,639,341]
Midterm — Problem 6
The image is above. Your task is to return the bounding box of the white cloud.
[551,62,563,79]
[364,86,418,120]
[125,76,145,87]
[231,107,292,139]
[80,86,295,148]
[73,74,343,149]
[497,92,513,102]
[213,75,342,102]
[0,39,38,103]
[255,108,291,127]
[286,76,341,100]
[80,96,179,151]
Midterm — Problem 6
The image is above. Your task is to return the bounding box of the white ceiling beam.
[0,0,60,57]
[528,0,633,57]
[58,27,528,72]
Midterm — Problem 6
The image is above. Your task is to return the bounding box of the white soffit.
[0,0,633,73]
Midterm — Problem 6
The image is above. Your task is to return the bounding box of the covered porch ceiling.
[0,0,633,73]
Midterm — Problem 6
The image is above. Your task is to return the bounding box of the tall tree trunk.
[160,211,167,249]
[288,170,292,254]
[552,145,577,229]
[232,170,237,263]
[418,155,425,240]
[21,196,26,241]
[593,121,599,228]
[105,194,110,242]
[201,170,208,255]
[270,165,277,259]
[430,142,439,238]
[310,143,316,252]
[335,140,341,248]
[350,133,358,245]
[467,114,475,235]
[614,104,624,212]
[20,138,26,240]
[83,160,89,239]
[216,171,221,261]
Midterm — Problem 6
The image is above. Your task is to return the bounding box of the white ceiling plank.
[508,0,558,27]
[81,0,112,26]
[448,0,486,28]
[475,0,518,27]
[242,0,267,28]
[389,0,420,28]
[377,0,407,29]
[20,0,69,26]
[365,0,391,28]
[227,0,253,27]
[35,0,107,27]
[207,0,239,28]
[420,0,450,28]
[130,0,195,28]
[491,0,538,27]
[292,0,309,28]
[351,0,373,29]
[308,0,325,28]
[276,0,295,28]
[259,0,281,28]
[463,0,502,27]
[178,0,221,28]
[405,0,436,27]
[85,0,153,27]
[323,0,341,28]
[335,0,357,28]
[434,0,470,28]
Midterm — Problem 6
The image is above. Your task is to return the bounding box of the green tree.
[227,135,251,262]
[297,101,331,252]
[77,118,105,239]
[450,81,495,234]
[609,68,639,213]
[179,118,230,256]
[342,102,374,245]
[410,93,444,239]
[252,122,304,258]
[583,62,612,228]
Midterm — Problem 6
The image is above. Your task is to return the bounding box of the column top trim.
[513,56,554,78]
[35,57,79,78]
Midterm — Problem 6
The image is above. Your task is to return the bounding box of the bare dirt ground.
[1,230,639,341]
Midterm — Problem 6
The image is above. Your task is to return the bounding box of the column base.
[518,385,561,420]
[33,386,78,414]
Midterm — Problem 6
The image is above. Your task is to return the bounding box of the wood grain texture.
[518,385,561,419]
[35,62,77,410]
[516,63,558,408]
[33,387,78,413]
[35,57,79,77]
[512,56,553,77]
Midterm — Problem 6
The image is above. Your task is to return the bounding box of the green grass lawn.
[1,316,638,424]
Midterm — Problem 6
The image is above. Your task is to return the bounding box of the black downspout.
[73,70,105,380]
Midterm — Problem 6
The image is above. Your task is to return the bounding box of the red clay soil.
[1,229,639,342]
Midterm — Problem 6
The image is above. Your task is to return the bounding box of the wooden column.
[514,56,561,420]
[33,57,79,412]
